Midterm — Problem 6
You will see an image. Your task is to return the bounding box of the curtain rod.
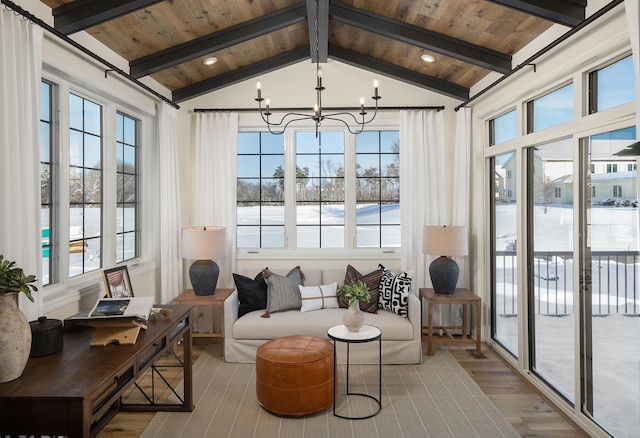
[194,106,445,113]
[455,0,624,111]
[1,0,180,110]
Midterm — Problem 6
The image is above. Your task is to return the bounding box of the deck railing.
[496,251,640,316]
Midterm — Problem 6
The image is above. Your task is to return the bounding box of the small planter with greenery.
[337,280,370,307]
[0,254,38,302]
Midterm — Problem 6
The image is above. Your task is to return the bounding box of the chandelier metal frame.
[255,0,381,136]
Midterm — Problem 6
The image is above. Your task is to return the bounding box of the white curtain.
[193,112,239,289]
[452,107,472,289]
[158,102,183,304]
[626,0,640,131]
[400,108,471,332]
[0,10,44,320]
[400,110,446,291]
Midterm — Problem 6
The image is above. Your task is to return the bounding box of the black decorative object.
[428,256,460,295]
[29,316,63,357]
[189,260,220,297]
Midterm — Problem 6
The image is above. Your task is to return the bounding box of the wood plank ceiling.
[38,0,587,103]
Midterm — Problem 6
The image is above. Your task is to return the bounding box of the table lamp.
[182,226,225,296]
[423,225,468,294]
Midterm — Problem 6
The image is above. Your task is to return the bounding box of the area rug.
[141,342,519,437]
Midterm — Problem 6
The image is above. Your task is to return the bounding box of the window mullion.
[284,129,297,249]
[57,82,71,282]
[344,131,356,249]
[102,105,117,266]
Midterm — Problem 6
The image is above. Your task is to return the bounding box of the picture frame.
[103,265,134,298]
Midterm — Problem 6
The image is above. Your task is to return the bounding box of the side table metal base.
[329,325,382,420]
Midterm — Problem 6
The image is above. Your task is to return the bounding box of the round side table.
[327,324,382,419]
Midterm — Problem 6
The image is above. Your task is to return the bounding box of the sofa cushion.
[299,283,338,312]
[233,308,414,341]
[340,264,383,313]
[233,271,267,318]
[263,267,304,314]
[378,269,412,318]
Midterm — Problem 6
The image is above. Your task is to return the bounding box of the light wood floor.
[98,338,588,438]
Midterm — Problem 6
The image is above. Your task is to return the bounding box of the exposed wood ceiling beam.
[487,0,586,27]
[307,0,329,62]
[329,45,469,101]
[130,3,306,78]
[330,1,512,74]
[52,0,164,35]
[172,47,309,102]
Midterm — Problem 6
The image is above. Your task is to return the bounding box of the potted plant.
[337,280,370,307]
[0,254,38,383]
[337,280,370,332]
[0,254,38,302]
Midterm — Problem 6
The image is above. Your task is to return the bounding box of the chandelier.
[255,0,381,136]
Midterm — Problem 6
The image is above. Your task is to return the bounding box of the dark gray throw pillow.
[263,266,304,315]
[233,271,267,318]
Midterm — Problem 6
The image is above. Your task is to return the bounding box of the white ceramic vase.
[0,292,32,383]
[343,300,364,332]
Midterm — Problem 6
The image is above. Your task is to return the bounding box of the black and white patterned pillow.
[378,269,412,318]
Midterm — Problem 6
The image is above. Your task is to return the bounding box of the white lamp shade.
[422,225,468,256]
[182,226,226,260]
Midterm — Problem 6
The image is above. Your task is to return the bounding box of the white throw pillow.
[299,283,339,312]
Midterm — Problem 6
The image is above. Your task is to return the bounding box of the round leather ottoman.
[256,335,334,416]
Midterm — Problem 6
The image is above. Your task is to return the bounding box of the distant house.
[544,170,637,205]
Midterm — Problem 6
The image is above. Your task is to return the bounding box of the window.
[115,112,138,263]
[69,93,102,277]
[40,82,53,285]
[296,131,345,248]
[236,129,400,250]
[629,163,637,171]
[236,133,285,248]
[554,187,561,198]
[40,75,146,297]
[489,109,517,145]
[613,185,623,197]
[589,56,635,113]
[591,186,596,197]
[607,163,617,173]
[356,131,400,247]
[507,170,512,179]
[527,83,573,133]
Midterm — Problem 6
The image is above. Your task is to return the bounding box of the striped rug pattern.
[141,341,518,437]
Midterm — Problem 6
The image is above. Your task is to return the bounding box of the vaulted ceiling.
[38,0,587,103]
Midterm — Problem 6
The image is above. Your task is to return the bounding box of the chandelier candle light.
[255,0,380,136]
[423,225,468,295]
[182,226,226,296]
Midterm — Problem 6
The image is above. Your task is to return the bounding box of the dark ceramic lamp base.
[189,260,220,296]
[429,256,459,294]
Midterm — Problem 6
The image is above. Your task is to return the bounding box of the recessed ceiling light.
[421,54,436,63]
[203,57,218,66]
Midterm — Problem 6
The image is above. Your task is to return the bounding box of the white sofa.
[224,268,422,364]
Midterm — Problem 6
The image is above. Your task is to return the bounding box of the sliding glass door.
[528,138,575,402]
[582,127,640,436]
[491,152,518,356]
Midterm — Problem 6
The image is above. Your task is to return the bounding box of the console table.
[0,304,193,437]
[419,288,482,357]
